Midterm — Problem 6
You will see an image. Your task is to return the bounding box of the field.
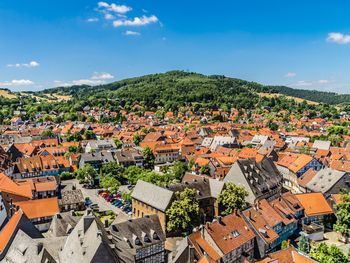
[20,92,72,102]
[0,89,18,99]
[259,92,319,105]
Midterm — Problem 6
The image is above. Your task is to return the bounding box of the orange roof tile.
[0,173,32,198]
[295,193,333,217]
[0,210,23,253]
[14,197,59,219]
[189,231,220,262]
[206,213,255,254]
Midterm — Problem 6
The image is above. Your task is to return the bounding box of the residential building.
[85,139,117,153]
[114,148,144,167]
[110,215,167,263]
[14,197,60,231]
[78,151,115,170]
[224,158,283,204]
[59,189,85,212]
[189,213,255,263]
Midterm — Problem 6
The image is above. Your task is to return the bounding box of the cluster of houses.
[0,107,348,262]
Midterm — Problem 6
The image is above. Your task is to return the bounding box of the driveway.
[62,179,129,223]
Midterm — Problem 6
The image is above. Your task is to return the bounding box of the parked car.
[85,199,93,207]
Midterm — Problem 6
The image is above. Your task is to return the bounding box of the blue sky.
[1,0,350,93]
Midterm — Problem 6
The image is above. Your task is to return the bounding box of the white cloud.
[97,1,109,8]
[125,30,140,36]
[91,72,114,79]
[113,15,158,27]
[87,17,99,22]
[7,60,40,68]
[284,72,296,78]
[104,13,115,20]
[54,72,114,87]
[290,79,330,88]
[54,79,105,87]
[318,79,329,84]
[97,2,132,14]
[0,79,34,87]
[327,32,350,44]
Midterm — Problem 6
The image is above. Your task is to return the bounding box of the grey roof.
[209,179,225,199]
[312,140,331,150]
[1,230,56,263]
[209,136,236,152]
[46,212,81,238]
[224,158,282,203]
[59,214,116,263]
[201,137,214,147]
[306,168,346,193]
[80,151,115,163]
[60,189,84,206]
[170,237,190,263]
[167,179,212,200]
[251,135,269,145]
[131,180,174,212]
[114,149,143,163]
[110,215,165,262]
[37,236,67,262]
[86,140,117,151]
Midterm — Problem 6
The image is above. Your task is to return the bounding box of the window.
[231,230,240,238]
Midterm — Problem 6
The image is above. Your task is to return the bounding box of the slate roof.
[224,158,282,203]
[131,180,174,212]
[1,229,57,263]
[60,189,84,206]
[312,140,331,150]
[306,168,346,193]
[79,151,115,163]
[109,215,166,262]
[59,213,116,263]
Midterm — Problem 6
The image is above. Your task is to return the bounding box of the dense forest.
[41,71,350,106]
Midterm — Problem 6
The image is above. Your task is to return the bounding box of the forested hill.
[39,71,350,107]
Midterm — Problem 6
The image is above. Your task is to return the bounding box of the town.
[2,1,350,262]
[0,103,349,263]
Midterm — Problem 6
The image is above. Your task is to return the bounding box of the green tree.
[143,146,155,170]
[200,164,210,175]
[76,164,98,184]
[122,191,132,202]
[334,191,350,242]
[68,145,78,153]
[84,130,96,140]
[133,134,142,146]
[281,240,289,249]
[101,162,125,183]
[100,174,120,191]
[113,138,123,149]
[60,171,74,180]
[124,166,144,185]
[298,233,310,253]
[66,132,83,142]
[309,243,350,263]
[166,188,200,233]
[41,129,54,137]
[171,161,188,180]
[268,120,279,131]
[218,182,249,215]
